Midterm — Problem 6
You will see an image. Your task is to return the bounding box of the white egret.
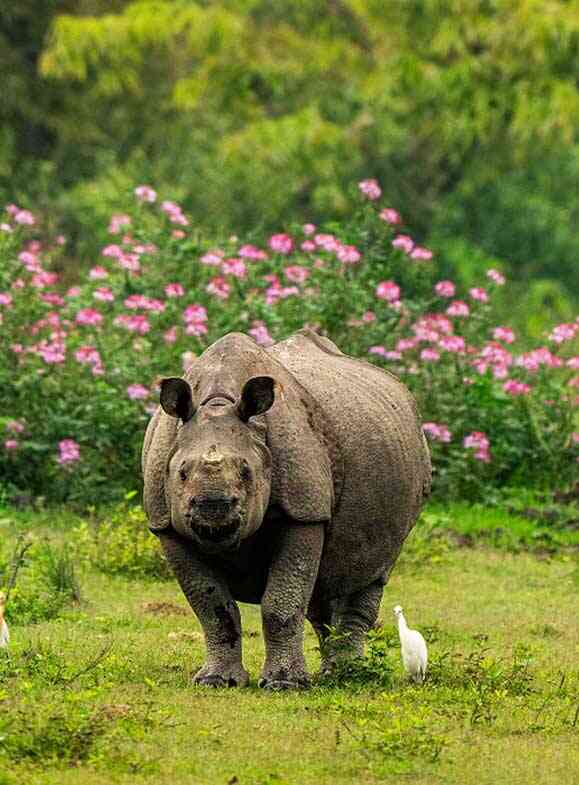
[393,605,427,683]
[0,592,8,648]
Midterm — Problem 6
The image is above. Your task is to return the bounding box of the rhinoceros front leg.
[159,533,249,688]
[259,523,324,690]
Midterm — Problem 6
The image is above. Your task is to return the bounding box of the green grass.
[0,502,578,784]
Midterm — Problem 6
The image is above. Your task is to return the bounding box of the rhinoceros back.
[267,329,430,597]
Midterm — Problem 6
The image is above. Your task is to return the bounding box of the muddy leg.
[159,533,249,687]
[259,523,324,690]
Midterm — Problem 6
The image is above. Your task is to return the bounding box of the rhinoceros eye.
[179,466,188,482]
[240,460,252,483]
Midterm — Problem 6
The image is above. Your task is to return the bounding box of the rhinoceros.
[142,328,431,689]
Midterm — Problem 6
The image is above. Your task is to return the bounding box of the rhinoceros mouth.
[188,518,240,544]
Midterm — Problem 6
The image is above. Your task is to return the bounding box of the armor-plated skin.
[142,329,431,689]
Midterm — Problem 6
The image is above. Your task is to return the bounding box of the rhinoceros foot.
[193,663,249,688]
[258,669,311,691]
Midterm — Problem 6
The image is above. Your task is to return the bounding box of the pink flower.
[446,300,470,317]
[124,295,165,312]
[363,311,376,323]
[200,250,224,266]
[4,439,19,451]
[567,357,579,369]
[1,223,12,233]
[113,314,150,334]
[93,287,115,302]
[300,240,316,252]
[358,179,382,200]
[392,235,414,254]
[269,234,293,254]
[67,287,81,298]
[469,287,489,302]
[108,214,131,234]
[369,346,402,360]
[0,293,13,307]
[102,244,123,259]
[283,265,309,284]
[14,209,35,226]
[463,431,491,462]
[493,326,515,344]
[439,335,466,353]
[410,246,433,261]
[423,423,452,443]
[503,380,531,396]
[515,347,563,372]
[337,244,361,264]
[376,281,401,302]
[32,271,59,289]
[18,251,41,272]
[238,244,268,260]
[379,208,401,225]
[39,292,65,307]
[420,348,440,362]
[397,338,419,352]
[164,326,178,344]
[248,321,274,346]
[74,345,102,373]
[5,420,25,434]
[206,277,230,300]
[160,200,189,226]
[571,432,579,444]
[165,283,185,298]
[134,185,157,203]
[89,266,108,280]
[487,269,506,285]
[127,384,149,400]
[182,304,208,324]
[185,321,208,337]
[413,314,453,338]
[222,257,247,278]
[36,339,66,364]
[314,234,339,252]
[76,308,103,327]
[434,281,455,298]
[302,223,316,235]
[57,438,80,465]
[549,322,577,344]
[117,252,141,273]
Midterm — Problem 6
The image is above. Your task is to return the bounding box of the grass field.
[0,502,578,785]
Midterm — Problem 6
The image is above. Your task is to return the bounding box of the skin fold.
[142,328,431,689]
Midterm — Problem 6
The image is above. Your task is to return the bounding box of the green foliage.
[1,0,577,322]
[72,501,172,580]
[1,192,576,506]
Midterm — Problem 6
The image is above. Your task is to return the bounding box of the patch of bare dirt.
[142,601,188,616]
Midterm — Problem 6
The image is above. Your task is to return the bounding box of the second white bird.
[394,604,427,683]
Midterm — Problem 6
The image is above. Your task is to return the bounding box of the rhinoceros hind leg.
[316,579,384,676]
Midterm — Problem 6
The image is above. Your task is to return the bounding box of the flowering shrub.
[0,184,577,505]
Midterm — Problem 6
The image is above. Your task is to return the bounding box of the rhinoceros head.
[159,375,275,552]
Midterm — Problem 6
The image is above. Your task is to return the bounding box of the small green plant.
[72,501,171,580]
[36,541,81,603]
[320,626,396,688]
[0,704,106,765]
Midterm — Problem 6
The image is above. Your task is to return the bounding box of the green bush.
[0,182,577,506]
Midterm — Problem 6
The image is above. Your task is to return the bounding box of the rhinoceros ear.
[160,378,194,422]
[237,376,276,422]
